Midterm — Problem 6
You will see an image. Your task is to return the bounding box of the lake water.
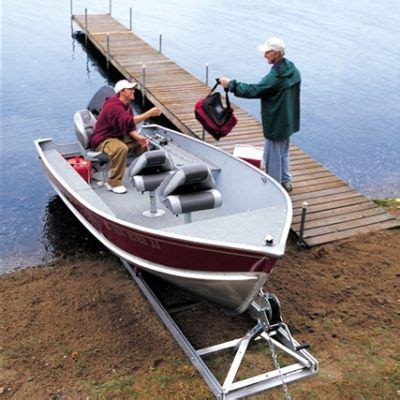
[1,0,399,273]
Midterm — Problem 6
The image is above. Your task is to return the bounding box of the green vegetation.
[373,197,400,208]
[91,375,137,399]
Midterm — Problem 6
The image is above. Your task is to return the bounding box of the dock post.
[106,33,110,70]
[70,0,73,36]
[109,0,112,15]
[159,33,162,54]
[130,7,132,31]
[84,8,88,45]
[297,201,309,248]
[202,63,210,141]
[142,64,146,108]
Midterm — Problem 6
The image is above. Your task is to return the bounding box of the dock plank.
[292,191,365,208]
[302,213,394,238]
[304,219,400,246]
[292,199,373,217]
[292,202,380,224]
[292,207,387,230]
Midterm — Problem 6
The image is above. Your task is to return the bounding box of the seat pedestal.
[143,190,165,218]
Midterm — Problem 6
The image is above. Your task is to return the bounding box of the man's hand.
[136,134,149,150]
[219,77,231,89]
[130,130,149,150]
[148,107,162,117]
[133,107,162,124]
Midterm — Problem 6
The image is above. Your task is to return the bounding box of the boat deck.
[97,180,286,249]
[71,13,399,246]
[42,137,289,253]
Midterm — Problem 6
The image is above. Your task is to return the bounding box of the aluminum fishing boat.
[35,89,292,314]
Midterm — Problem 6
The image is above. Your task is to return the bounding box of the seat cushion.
[163,189,222,215]
[132,171,173,192]
[129,149,175,177]
[158,164,216,199]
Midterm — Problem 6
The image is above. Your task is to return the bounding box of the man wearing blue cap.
[220,37,301,192]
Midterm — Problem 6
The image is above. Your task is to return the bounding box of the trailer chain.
[266,333,292,400]
[260,291,292,400]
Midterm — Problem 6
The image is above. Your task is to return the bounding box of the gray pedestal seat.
[158,164,222,223]
[73,109,109,184]
[129,149,175,217]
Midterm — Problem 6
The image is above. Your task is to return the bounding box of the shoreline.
[2,197,399,277]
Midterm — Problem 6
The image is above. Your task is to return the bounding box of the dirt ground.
[1,207,399,399]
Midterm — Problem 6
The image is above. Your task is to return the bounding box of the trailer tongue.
[121,259,318,399]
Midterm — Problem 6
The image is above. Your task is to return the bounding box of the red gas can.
[66,156,93,183]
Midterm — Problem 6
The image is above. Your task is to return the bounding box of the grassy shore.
[1,205,399,399]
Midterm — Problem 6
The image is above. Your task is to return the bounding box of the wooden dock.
[72,14,399,246]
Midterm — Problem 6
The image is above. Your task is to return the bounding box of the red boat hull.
[43,161,277,274]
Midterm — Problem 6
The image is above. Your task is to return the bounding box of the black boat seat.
[129,149,175,191]
[129,149,175,217]
[158,164,222,223]
[73,109,109,183]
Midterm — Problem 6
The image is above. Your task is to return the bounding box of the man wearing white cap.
[90,79,161,194]
[220,37,301,192]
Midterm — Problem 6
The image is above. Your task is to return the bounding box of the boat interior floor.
[45,139,288,249]
[91,169,287,248]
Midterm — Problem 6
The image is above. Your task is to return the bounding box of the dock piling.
[141,64,146,108]
[201,63,210,140]
[109,0,112,15]
[130,7,132,31]
[297,202,309,248]
[70,0,73,36]
[159,33,162,54]
[84,8,88,45]
[106,33,110,70]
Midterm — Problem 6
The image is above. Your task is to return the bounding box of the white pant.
[262,138,291,184]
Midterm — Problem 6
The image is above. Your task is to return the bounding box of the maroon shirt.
[90,95,136,149]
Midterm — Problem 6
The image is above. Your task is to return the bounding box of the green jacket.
[228,58,301,141]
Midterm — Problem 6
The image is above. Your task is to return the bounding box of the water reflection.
[41,196,106,259]
[71,32,76,59]
[73,31,111,83]
[86,54,91,78]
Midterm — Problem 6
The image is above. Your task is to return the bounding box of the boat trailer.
[120,259,318,399]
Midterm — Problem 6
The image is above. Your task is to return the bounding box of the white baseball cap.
[257,37,286,54]
[114,79,137,94]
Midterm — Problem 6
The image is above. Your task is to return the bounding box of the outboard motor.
[87,85,115,116]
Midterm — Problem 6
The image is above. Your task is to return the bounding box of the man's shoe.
[106,183,127,194]
[282,181,293,192]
